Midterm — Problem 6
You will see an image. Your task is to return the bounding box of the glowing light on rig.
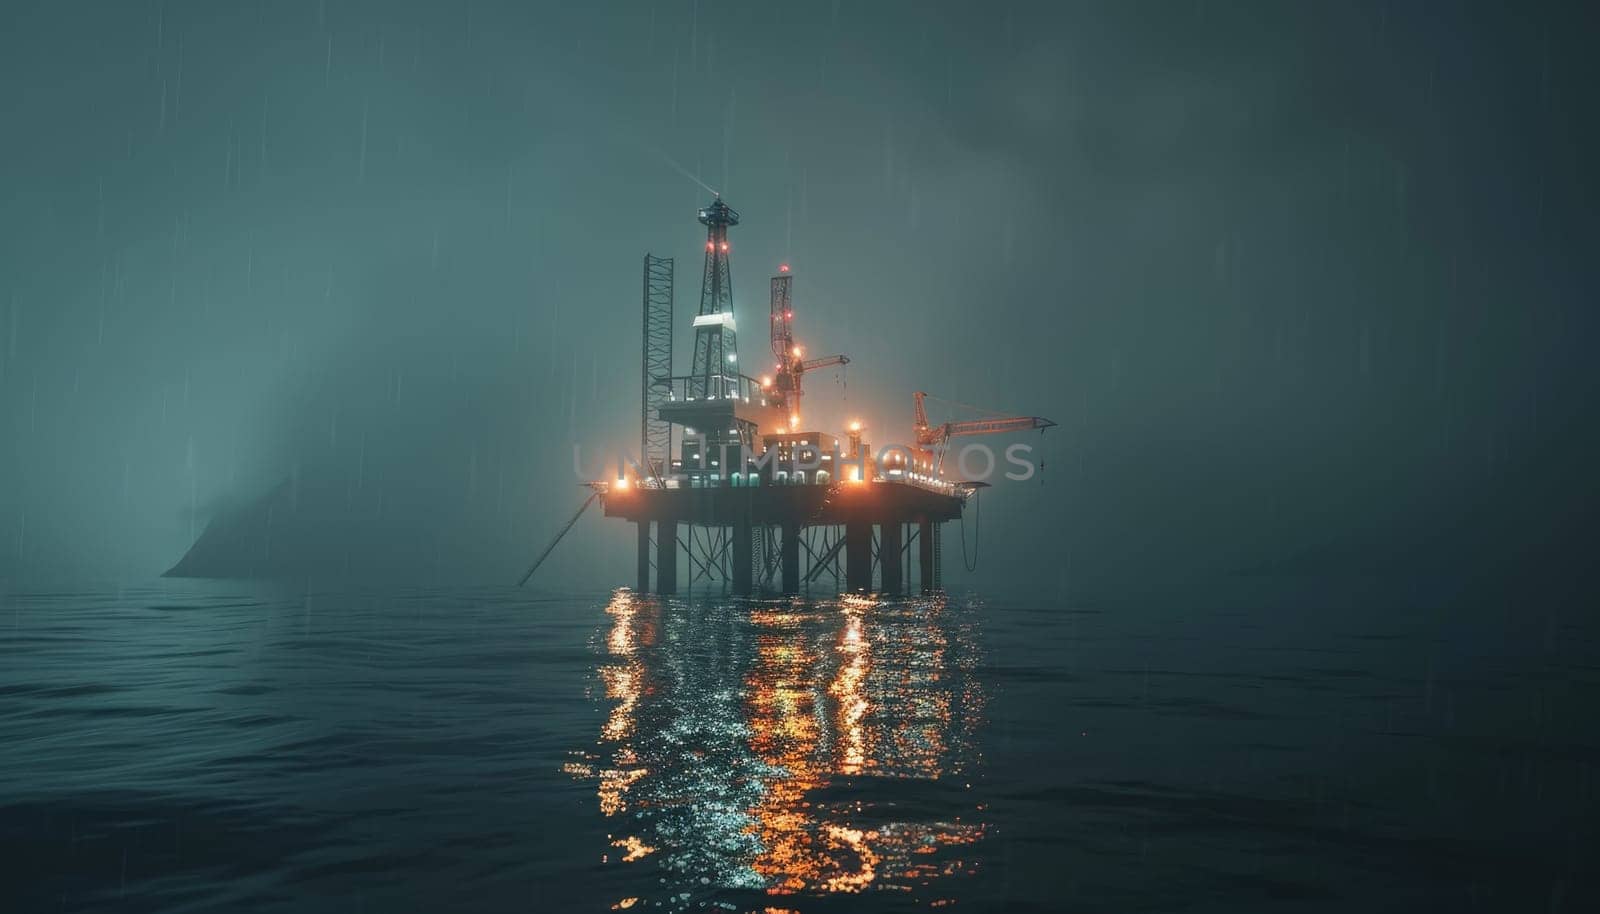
[792,346,804,358]
[612,476,630,491]
[778,263,790,272]
[760,376,772,387]
[789,414,800,430]
[848,420,862,433]
[720,242,729,252]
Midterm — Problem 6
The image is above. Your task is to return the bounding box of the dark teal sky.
[1,1,1594,592]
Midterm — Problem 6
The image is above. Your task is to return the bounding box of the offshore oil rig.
[527,196,1053,596]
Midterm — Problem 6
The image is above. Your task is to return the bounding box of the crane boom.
[799,354,849,372]
[937,415,1056,439]
[913,391,1054,446]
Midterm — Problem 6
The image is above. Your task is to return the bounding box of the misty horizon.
[2,0,1594,597]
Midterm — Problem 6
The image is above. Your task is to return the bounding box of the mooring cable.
[959,487,980,573]
[518,490,600,586]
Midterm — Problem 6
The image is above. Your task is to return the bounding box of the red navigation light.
[779,263,790,272]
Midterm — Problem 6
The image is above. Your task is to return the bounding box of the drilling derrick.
[641,255,674,480]
[658,197,775,482]
[689,197,739,400]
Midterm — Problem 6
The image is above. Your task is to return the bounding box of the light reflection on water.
[565,590,987,909]
[11,580,1590,911]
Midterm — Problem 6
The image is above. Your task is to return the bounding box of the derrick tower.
[689,196,740,399]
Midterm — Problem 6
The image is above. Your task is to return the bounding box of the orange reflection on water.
[591,590,656,815]
[831,605,872,775]
[889,609,951,778]
[744,608,825,892]
[744,596,983,898]
[600,663,639,741]
[610,834,656,862]
[572,590,986,903]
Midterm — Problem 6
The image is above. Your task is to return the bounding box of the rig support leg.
[656,518,678,594]
[846,521,873,592]
[781,522,801,595]
[636,521,651,593]
[919,519,935,594]
[733,519,753,595]
[880,521,903,595]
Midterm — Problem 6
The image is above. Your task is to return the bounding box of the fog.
[2,1,1594,597]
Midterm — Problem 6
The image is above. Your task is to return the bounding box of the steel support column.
[918,519,935,593]
[656,518,678,594]
[733,519,753,595]
[781,522,801,594]
[846,521,873,592]
[880,521,903,595]
[636,522,651,592]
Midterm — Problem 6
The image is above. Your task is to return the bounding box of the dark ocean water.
[2,579,1596,913]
